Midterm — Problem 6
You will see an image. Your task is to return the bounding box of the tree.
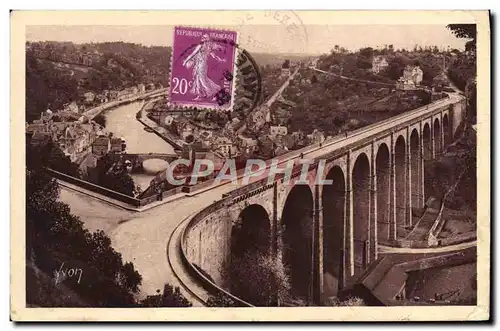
[26,140,81,178]
[140,284,192,307]
[93,113,106,127]
[223,252,290,306]
[206,292,241,307]
[384,56,409,80]
[447,24,476,53]
[94,154,136,196]
[359,47,374,59]
[357,58,372,70]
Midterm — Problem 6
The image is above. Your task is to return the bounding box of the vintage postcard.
[11,10,490,321]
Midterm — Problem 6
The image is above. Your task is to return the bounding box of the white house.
[372,56,389,74]
[270,125,288,137]
[403,65,423,85]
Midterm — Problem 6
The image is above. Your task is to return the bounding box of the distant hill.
[251,52,315,67]
[26,41,172,122]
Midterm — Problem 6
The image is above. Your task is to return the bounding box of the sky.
[26,24,468,55]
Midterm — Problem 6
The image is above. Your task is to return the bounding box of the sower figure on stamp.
[182,34,226,101]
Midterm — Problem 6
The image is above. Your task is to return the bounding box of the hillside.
[26,41,172,122]
[252,52,314,68]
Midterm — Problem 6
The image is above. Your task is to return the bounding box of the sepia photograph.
[10,10,490,321]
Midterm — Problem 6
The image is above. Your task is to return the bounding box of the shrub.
[140,284,192,307]
[223,252,291,306]
[326,296,365,306]
[206,292,242,307]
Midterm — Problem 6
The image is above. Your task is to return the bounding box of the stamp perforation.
[167,25,240,112]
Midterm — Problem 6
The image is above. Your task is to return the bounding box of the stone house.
[92,135,111,156]
[402,65,424,85]
[270,125,288,137]
[307,129,325,144]
[396,77,417,91]
[372,56,389,74]
[211,136,235,158]
[238,136,259,154]
[137,83,146,94]
[63,101,79,113]
[258,135,275,158]
[84,92,95,104]
[110,138,125,153]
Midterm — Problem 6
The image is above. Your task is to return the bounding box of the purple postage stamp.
[169,26,238,111]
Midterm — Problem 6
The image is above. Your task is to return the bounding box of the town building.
[63,101,79,113]
[258,135,275,158]
[270,125,288,137]
[307,129,325,144]
[78,153,100,181]
[396,77,417,91]
[274,146,288,156]
[281,60,291,77]
[147,83,156,91]
[402,65,424,85]
[281,67,291,77]
[84,92,95,104]
[109,90,119,100]
[29,131,52,147]
[372,56,389,74]
[92,135,111,156]
[137,83,146,94]
[110,138,125,153]
[58,123,95,161]
[281,134,296,150]
[198,130,213,145]
[96,94,108,103]
[211,136,238,158]
[238,135,259,154]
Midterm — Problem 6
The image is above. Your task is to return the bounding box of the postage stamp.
[169,26,239,111]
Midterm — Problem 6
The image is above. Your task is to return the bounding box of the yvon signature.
[53,262,83,285]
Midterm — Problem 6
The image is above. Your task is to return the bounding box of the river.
[104,101,175,190]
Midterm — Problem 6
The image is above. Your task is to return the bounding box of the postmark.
[169,26,238,111]
[233,11,309,54]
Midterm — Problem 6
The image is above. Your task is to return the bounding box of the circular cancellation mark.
[174,37,263,116]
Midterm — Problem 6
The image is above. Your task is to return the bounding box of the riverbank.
[80,88,168,121]
[136,101,185,151]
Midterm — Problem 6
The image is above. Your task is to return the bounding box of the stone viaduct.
[182,94,467,305]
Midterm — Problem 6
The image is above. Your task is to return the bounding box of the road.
[265,66,300,108]
[237,66,300,134]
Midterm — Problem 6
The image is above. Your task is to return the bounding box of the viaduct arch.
[352,153,371,275]
[282,184,314,302]
[376,143,391,243]
[181,95,467,306]
[321,166,346,298]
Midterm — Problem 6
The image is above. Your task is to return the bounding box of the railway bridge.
[180,93,467,305]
